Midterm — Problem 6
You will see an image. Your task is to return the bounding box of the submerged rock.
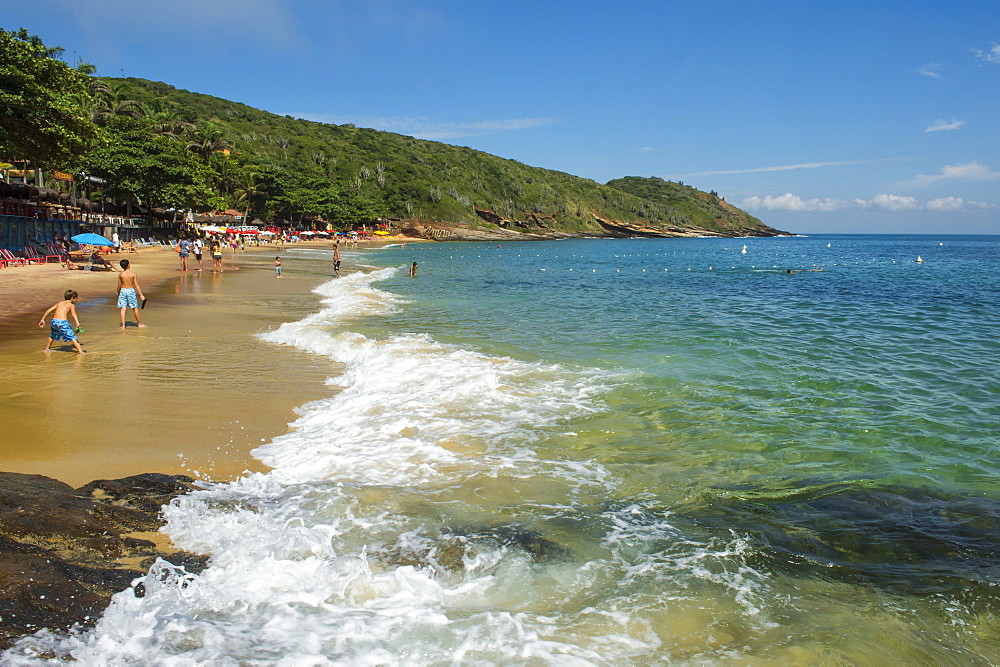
[675,481,1000,605]
[377,523,568,575]
[0,472,207,650]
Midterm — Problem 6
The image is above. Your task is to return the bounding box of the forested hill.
[113,77,787,238]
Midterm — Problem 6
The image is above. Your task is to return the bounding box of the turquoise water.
[374,235,1000,494]
[9,234,999,664]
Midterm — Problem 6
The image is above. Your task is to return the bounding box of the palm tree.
[88,82,144,126]
[233,170,265,222]
[186,123,232,161]
[276,137,291,161]
[143,104,195,140]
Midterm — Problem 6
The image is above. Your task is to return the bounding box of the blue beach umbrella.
[71,232,114,247]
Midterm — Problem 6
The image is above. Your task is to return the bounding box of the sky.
[5,0,1000,234]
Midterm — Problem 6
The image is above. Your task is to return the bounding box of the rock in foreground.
[0,472,207,650]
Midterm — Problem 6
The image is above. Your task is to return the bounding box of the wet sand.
[0,240,367,487]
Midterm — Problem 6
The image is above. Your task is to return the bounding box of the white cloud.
[741,193,994,213]
[871,193,920,211]
[974,43,1000,64]
[286,114,553,140]
[919,63,942,78]
[693,160,875,176]
[924,119,965,132]
[925,196,964,211]
[926,197,994,211]
[467,118,552,131]
[741,194,853,212]
[899,161,1000,188]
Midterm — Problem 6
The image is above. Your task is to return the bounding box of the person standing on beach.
[211,240,224,273]
[117,259,146,328]
[178,238,190,271]
[275,256,282,277]
[112,231,120,254]
[192,237,204,271]
[333,242,341,277]
[39,289,85,353]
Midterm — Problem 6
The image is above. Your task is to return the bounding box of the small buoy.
[827,243,831,248]
[741,245,747,254]
[916,256,924,263]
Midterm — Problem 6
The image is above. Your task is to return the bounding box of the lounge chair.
[0,249,27,267]
[25,246,61,263]
[47,243,68,261]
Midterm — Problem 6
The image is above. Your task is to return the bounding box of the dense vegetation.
[1,29,783,236]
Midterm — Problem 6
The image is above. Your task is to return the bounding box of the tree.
[186,122,231,161]
[266,168,338,223]
[328,189,386,225]
[82,118,219,217]
[0,29,100,164]
[233,168,266,222]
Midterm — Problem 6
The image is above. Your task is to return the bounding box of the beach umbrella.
[200,225,226,233]
[259,230,275,235]
[71,232,114,247]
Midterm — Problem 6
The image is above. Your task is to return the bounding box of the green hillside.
[605,176,780,236]
[103,78,787,238]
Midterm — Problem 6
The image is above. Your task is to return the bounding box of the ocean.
[6,234,1000,664]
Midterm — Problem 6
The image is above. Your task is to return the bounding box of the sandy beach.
[0,238,406,487]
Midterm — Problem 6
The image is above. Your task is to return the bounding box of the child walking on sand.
[39,290,85,353]
[117,259,146,328]
[275,256,282,277]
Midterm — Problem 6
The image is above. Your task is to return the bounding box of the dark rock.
[0,472,204,650]
[669,482,1000,608]
[377,522,567,575]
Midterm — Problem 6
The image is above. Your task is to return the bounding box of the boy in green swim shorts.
[39,289,85,353]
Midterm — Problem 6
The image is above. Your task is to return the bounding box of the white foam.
[3,268,773,664]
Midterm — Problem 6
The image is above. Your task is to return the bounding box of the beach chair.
[16,249,44,265]
[0,249,27,267]
[26,246,61,263]
[47,243,68,261]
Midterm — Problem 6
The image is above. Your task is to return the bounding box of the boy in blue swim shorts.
[39,289,85,353]
[117,259,146,328]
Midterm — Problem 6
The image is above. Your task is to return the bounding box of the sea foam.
[3,267,774,665]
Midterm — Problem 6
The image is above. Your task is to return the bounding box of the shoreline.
[0,235,426,324]
[0,237,392,487]
[0,236,411,646]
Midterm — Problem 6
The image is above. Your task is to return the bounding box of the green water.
[11,234,998,664]
[356,234,1000,661]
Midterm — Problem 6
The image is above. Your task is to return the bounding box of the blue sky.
[6,0,999,234]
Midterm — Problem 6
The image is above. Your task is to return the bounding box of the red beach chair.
[24,246,60,263]
[0,249,26,267]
